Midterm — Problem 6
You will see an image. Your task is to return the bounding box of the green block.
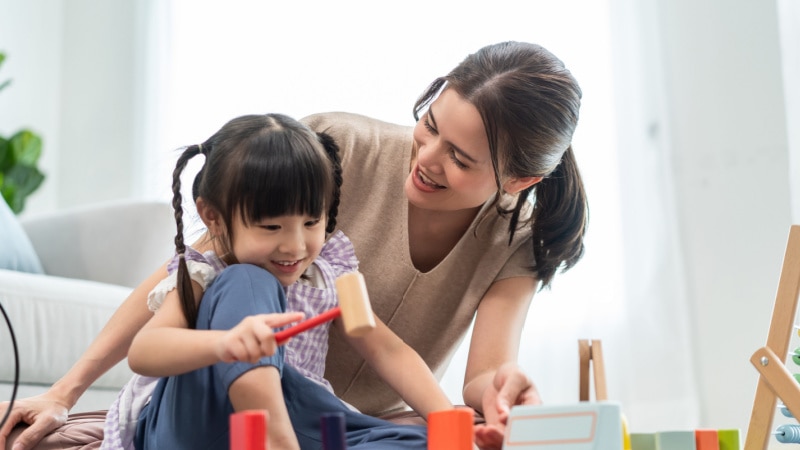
[656,431,696,450]
[717,429,740,450]
[630,433,657,450]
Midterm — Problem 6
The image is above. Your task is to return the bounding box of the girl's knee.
[199,264,288,329]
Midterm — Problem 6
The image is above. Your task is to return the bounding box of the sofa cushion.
[0,199,44,274]
[0,269,135,389]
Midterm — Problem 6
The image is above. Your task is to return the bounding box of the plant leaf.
[0,136,10,171]
[10,129,42,166]
[5,164,45,197]
[1,183,22,214]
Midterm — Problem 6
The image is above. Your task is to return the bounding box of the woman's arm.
[343,316,453,419]
[463,276,538,411]
[464,276,540,449]
[0,262,169,450]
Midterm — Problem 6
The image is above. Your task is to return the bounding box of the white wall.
[0,0,146,216]
[657,0,793,434]
[0,0,64,214]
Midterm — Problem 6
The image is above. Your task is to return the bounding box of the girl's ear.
[196,197,224,236]
[503,176,543,195]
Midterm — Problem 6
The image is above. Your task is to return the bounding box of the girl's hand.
[473,362,541,450]
[215,312,304,364]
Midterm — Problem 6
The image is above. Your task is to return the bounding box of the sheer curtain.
[138,0,700,431]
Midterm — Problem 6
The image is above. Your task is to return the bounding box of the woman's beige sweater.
[302,112,535,416]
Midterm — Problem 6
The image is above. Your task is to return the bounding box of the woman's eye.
[423,116,437,135]
[449,150,468,169]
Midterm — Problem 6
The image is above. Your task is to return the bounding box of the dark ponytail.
[317,131,342,234]
[527,146,588,288]
[171,143,206,328]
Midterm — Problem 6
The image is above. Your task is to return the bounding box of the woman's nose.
[417,140,446,173]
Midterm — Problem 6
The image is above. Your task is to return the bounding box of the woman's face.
[405,88,498,213]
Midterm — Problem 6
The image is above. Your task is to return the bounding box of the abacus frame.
[745,225,800,450]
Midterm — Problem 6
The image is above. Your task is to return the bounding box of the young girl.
[110,114,452,450]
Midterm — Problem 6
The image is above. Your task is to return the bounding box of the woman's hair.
[413,41,588,289]
[171,113,342,327]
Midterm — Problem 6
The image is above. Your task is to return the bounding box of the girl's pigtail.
[529,146,588,289]
[317,132,342,234]
[172,143,205,328]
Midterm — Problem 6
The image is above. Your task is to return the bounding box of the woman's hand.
[0,392,70,450]
[473,362,541,450]
[216,312,304,364]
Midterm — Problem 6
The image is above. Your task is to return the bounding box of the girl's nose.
[279,231,306,255]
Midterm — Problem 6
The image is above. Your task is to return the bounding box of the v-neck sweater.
[302,112,535,415]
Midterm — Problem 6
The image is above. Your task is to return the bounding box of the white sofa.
[0,200,175,412]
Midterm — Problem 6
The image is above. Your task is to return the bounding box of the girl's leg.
[280,366,427,450]
[135,265,288,450]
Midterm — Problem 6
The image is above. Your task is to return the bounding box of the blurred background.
[1,0,798,437]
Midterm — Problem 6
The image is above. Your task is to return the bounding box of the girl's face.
[230,213,327,287]
[405,88,498,212]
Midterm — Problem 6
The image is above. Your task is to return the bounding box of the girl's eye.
[423,116,437,135]
[305,218,321,227]
[261,225,281,231]
[449,149,468,169]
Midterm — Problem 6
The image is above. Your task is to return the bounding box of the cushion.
[0,198,44,273]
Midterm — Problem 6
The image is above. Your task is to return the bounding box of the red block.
[695,429,720,450]
[230,410,269,450]
[428,409,473,450]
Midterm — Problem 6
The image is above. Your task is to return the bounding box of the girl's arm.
[128,280,304,377]
[343,316,453,419]
[463,276,540,443]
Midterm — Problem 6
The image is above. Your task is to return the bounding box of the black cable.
[0,301,19,430]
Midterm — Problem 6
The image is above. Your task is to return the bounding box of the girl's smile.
[228,213,327,287]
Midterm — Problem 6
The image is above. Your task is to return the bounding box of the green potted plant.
[0,51,45,214]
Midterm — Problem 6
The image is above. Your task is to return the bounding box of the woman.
[0,41,587,450]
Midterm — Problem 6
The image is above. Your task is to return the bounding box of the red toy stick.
[274,272,375,344]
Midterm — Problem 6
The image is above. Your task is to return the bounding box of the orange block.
[230,410,268,450]
[428,409,473,450]
[695,429,720,450]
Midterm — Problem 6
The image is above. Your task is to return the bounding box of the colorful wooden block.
[629,432,656,450]
[694,429,719,450]
[230,410,268,450]
[428,409,474,450]
[716,429,740,450]
[655,430,696,450]
[321,412,347,450]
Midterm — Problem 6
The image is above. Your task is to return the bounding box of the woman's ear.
[196,197,224,236]
[503,176,543,195]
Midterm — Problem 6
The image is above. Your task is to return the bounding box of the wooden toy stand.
[579,339,608,401]
[745,225,800,450]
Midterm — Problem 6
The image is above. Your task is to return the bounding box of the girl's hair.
[171,113,342,327]
[413,41,588,289]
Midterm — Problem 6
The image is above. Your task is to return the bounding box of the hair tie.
[197,144,203,154]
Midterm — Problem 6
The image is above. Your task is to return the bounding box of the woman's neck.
[407,202,482,272]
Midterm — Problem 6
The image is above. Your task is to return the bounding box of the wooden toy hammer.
[274,272,376,343]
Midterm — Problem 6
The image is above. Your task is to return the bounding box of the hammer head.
[335,272,376,336]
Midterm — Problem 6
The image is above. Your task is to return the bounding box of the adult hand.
[0,393,69,450]
[473,362,541,450]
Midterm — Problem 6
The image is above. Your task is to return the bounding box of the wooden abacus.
[745,225,800,449]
